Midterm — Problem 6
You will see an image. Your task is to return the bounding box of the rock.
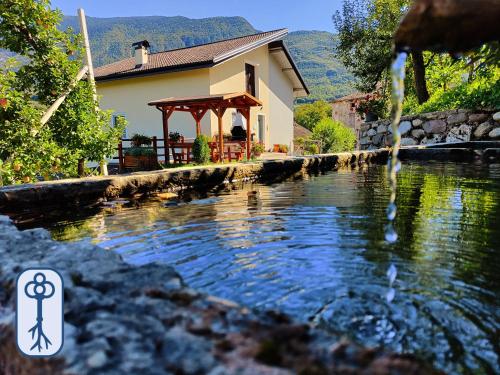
[493,112,500,122]
[446,124,472,143]
[360,137,371,145]
[372,134,383,145]
[447,112,468,125]
[377,124,387,134]
[401,137,417,146]
[469,113,489,123]
[489,127,500,138]
[411,129,426,139]
[474,122,493,138]
[86,350,108,369]
[423,120,446,134]
[367,129,377,137]
[421,134,444,144]
[398,121,412,135]
[162,327,216,374]
[360,123,371,132]
[412,118,423,127]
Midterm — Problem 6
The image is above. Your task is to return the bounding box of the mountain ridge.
[1,15,355,102]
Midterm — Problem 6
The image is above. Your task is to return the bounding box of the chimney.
[132,40,150,67]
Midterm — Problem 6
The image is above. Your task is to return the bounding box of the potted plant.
[124,133,157,170]
[168,131,183,143]
[279,144,289,153]
[252,142,265,157]
[355,95,387,122]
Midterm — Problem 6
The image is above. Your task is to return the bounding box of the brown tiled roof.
[95,29,288,81]
[293,122,312,139]
[332,92,368,103]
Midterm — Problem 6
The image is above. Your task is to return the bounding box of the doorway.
[258,114,265,144]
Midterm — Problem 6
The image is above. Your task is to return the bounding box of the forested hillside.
[1,15,355,101]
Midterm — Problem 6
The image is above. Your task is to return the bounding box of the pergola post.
[189,108,209,137]
[241,108,251,160]
[211,105,227,163]
[161,106,174,164]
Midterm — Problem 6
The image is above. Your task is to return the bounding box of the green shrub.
[305,143,320,155]
[312,118,356,153]
[130,134,152,147]
[192,134,211,164]
[403,73,500,115]
[124,147,156,157]
[252,142,265,156]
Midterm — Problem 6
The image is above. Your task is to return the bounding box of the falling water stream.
[384,52,408,303]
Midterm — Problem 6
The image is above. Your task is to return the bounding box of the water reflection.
[42,162,500,373]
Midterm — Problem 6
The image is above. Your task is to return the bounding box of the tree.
[312,118,356,153]
[333,0,430,104]
[0,0,124,185]
[295,100,332,130]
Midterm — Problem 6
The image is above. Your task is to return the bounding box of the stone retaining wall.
[360,109,500,149]
[0,151,389,212]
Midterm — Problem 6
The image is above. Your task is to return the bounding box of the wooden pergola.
[148,92,263,162]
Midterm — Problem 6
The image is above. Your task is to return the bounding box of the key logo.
[16,268,64,357]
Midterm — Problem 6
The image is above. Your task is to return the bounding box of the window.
[245,63,256,97]
[112,114,128,139]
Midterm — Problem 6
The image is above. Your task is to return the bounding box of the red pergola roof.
[148,92,263,109]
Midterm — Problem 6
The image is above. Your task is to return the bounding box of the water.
[383,52,408,303]
[36,162,500,374]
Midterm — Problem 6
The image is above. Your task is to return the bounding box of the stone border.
[0,151,389,211]
[0,216,438,374]
[360,109,499,149]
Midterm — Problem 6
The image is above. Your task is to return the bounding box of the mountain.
[1,16,355,102]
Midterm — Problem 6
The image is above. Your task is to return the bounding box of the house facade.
[331,92,366,149]
[94,29,309,153]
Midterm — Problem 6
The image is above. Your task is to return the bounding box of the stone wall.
[360,109,500,150]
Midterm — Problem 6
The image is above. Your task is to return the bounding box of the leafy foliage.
[333,0,408,93]
[192,134,211,164]
[312,118,356,153]
[294,100,332,131]
[0,0,124,185]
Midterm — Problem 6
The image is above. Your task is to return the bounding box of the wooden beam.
[41,66,89,126]
[78,9,97,102]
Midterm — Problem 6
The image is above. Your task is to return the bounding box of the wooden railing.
[115,137,247,172]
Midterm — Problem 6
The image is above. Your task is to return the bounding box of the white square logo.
[16,268,64,357]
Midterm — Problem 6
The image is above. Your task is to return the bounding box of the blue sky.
[51,0,343,32]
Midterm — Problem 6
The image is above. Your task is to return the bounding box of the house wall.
[209,45,295,151]
[209,45,270,147]
[332,100,363,149]
[268,54,294,151]
[96,68,211,140]
[97,44,296,153]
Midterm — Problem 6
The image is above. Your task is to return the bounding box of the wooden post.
[40,66,89,126]
[118,141,124,172]
[217,112,224,163]
[162,107,174,164]
[152,136,158,164]
[242,108,251,160]
[77,9,97,102]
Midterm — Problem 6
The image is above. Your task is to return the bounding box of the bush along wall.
[360,109,500,150]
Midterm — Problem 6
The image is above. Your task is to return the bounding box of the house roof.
[293,122,312,139]
[332,92,369,103]
[94,29,306,95]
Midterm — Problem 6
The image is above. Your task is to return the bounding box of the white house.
[94,29,309,154]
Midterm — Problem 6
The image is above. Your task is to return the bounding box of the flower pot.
[124,155,158,171]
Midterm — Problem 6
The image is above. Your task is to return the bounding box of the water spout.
[394,0,500,53]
